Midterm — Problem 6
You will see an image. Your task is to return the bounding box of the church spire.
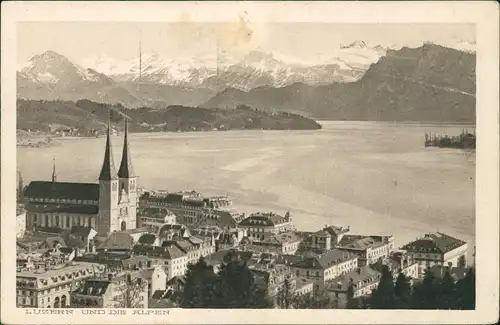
[99,110,118,181]
[118,118,134,178]
[52,156,57,182]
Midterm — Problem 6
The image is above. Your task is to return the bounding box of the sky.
[17,22,475,64]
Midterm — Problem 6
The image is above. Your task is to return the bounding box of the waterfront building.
[23,119,138,236]
[138,190,231,227]
[137,207,176,232]
[324,266,381,307]
[401,232,468,278]
[237,211,295,242]
[336,234,395,266]
[289,249,359,293]
[70,272,148,308]
[16,261,103,308]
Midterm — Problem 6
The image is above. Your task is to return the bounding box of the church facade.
[23,120,138,236]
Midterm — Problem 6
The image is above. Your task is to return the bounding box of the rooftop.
[325,266,382,292]
[238,212,289,227]
[24,181,99,202]
[402,232,467,254]
[291,249,357,270]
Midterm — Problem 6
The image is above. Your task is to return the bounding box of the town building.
[137,207,176,232]
[237,211,295,242]
[299,225,351,253]
[197,209,243,229]
[385,250,419,281]
[70,271,148,308]
[336,234,395,266]
[288,249,359,293]
[324,266,382,307]
[16,261,103,308]
[401,232,468,278]
[246,231,302,255]
[131,234,215,280]
[138,190,231,227]
[22,119,138,236]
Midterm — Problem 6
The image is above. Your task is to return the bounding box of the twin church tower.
[23,116,137,236]
[97,118,138,235]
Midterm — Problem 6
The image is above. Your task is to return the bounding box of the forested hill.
[16,99,322,135]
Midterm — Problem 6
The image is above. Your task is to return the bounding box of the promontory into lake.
[16,99,322,137]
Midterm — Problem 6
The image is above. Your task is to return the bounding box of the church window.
[45,215,49,226]
[55,216,60,227]
[66,218,70,228]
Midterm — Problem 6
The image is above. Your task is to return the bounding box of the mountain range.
[17,41,476,122]
[203,43,476,122]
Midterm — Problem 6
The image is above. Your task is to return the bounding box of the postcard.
[1,1,498,324]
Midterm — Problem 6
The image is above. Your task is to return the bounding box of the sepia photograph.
[1,2,498,324]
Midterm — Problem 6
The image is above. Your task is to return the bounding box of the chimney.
[107,273,113,281]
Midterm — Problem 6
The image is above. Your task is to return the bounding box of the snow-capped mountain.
[76,42,388,91]
[451,40,476,53]
[17,50,144,107]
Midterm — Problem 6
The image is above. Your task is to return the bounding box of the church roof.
[118,119,135,179]
[27,203,99,215]
[24,181,99,202]
[99,121,118,181]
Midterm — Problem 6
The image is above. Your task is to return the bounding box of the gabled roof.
[402,232,467,254]
[138,233,157,245]
[238,212,287,227]
[24,181,99,201]
[132,244,186,259]
[97,232,134,251]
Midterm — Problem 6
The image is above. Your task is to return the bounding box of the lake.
[17,121,476,251]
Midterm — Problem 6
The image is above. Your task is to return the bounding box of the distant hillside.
[16,99,321,135]
[202,44,476,123]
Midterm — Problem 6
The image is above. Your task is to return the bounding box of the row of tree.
[353,265,476,310]
[181,254,273,308]
[181,255,476,310]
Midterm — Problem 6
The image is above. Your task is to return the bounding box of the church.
[23,119,138,236]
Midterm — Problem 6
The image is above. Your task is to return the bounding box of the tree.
[394,272,411,308]
[294,292,332,309]
[439,269,457,309]
[455,267,475,310]
[276,277,296,309]
[113,274,148,308]
[412,268,438,309]
[458,255,467,268]
[181,257,218,308]
[370,265,395,309]
[215,257,273,308]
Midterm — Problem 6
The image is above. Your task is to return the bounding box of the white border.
[2,1,499,324]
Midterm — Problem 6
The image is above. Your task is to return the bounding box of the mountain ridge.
[202,43,476,123]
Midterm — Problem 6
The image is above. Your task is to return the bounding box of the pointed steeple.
[52,156,57,182]
[118,118,134,178]
[99,112,118,181]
